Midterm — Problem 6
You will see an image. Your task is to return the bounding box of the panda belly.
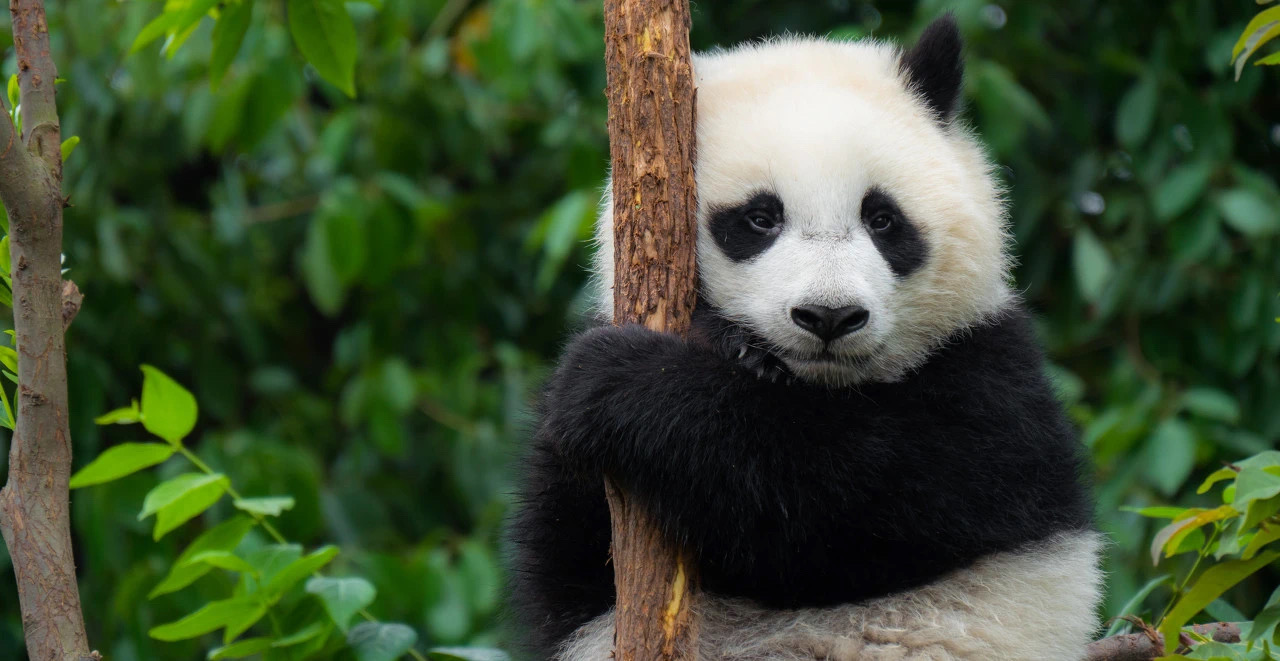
[555,531,1102,661]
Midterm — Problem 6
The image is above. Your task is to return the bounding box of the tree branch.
[12,0,61,172]
[603,0,700,658]
[0,1,92,660]
[1085,622,1240,661]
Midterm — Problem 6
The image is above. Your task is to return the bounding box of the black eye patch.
[861,189,927,277]
[708,191,784,262]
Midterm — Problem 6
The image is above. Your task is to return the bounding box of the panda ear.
[900,14,964,123]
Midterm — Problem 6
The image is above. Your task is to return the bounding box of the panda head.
[593,16,1013,386]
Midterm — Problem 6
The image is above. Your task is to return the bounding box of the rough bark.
[0,1,92,660]
[603,0,700,659]
[1085,622,1240,661]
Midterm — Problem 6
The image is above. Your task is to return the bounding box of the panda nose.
[790,304,870,342]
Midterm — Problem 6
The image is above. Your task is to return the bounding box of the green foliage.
[74,366,427,658]
[0,1,1274,659]
[1125,451,1280,656]
[1232,3,1280,78]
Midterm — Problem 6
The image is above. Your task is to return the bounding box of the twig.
[1085,622,1240,661]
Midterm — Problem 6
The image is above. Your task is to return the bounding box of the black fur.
[506,305,1093,658]
[900,15,964,123]
[862,188,928,277]
[708,191,785,261]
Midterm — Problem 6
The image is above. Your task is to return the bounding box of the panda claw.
[738,345,749,359]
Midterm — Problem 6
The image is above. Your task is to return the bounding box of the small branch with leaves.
[79,366,443,660]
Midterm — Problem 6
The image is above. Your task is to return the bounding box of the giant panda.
[507,15,1102,661]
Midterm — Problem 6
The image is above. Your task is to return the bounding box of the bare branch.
[11,0,61,173]
[1085,622,1240,661]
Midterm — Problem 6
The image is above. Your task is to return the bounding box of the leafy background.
[0,0,1277,658]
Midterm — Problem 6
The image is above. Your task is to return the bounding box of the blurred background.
[0,0,1277,658]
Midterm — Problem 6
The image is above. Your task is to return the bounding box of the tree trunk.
[0,2,92,660]
[602,0,700,659]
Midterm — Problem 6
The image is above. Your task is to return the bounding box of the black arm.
[506,309,1094,654]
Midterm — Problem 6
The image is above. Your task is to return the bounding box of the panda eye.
[745,211,780,234]
[868,211,895,232]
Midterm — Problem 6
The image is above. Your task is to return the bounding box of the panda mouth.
[783,349,875,368]
[782,333,889,364]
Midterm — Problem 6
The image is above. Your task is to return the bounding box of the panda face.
[592,36,1015,386]
[702,185,927,385]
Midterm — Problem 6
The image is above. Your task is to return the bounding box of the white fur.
[591,37,1013,385]
[557,532,1103,661]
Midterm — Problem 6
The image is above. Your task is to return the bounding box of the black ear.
[900,14,964,123]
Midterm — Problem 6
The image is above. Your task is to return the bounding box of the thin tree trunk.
[603,0,700,659]
[0,2,92,660]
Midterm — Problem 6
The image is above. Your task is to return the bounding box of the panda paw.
[733,342,792,384]
[692,311,792,383]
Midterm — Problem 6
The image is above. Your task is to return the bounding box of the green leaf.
[0,235,10,277]
[222,601,269,643]
[245,544,303,586]
[261,545,339,598]
[1115,74,1158,149]
[1181,388,1241,424]
[208,637,274,660]
[1197,468,1239,495]
[69,442,175,488]
[272,621,328,648]
[1143,418,1199,497]
[1230,7,1280,77]
[139,473,227,520]
[1159,551,1280,653]
[1150,506,1237,565]
[288,0,358,97]
[139,473,229,539]
[1153,162,1214,222]
[1215,189,1280,237]
[130,10,184,54]
[1104,574,1173,636]
[187,550,257,575]
[149,597,258,642]
[1243,524,1280,559]
[1239,452,1280,470]
[140,364,199,444]
[347,622,418,661]
[150,516,256,598]
[459,540,499,616]
[306,576,376,633]
[60,136,79,163]
[1121,505,1190,519]
[0,346,18,373]
[233,496,296,517]
[153,479,231,540]
[1233,467,1280,508]
[1245,602,1280,645]
[210,0,253,88]
[1073,227,1114,304]
[95,399,142,425]
[6,74,17,110]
